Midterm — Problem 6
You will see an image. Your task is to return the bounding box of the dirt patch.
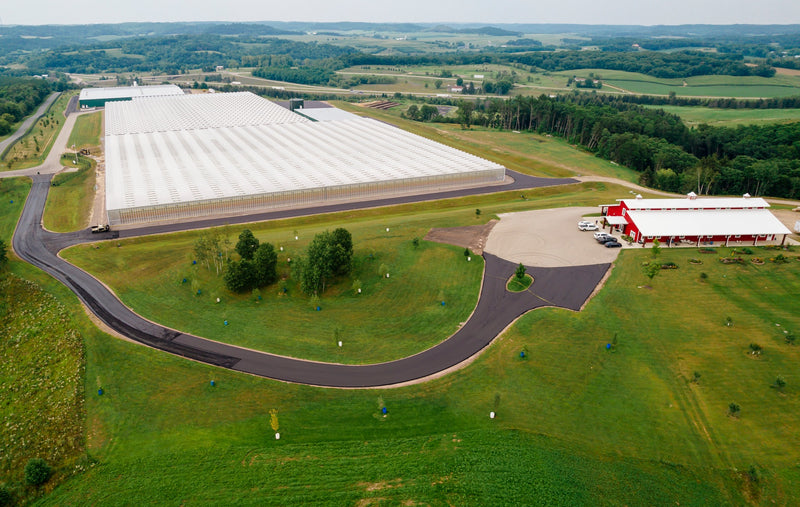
[775,67,800,76]
[425,220,497,254]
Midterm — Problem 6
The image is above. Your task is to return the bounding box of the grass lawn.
[335,101,640,182]
[506,273,533,292]
[1,91,76,171]
[0,177,31,240]
[30,243,800,505]
[42,155,96,232]
[66,111,102,150]
[646,105,800,126]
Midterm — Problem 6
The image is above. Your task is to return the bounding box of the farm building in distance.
[79,84,184,108]
[104,92,505,225]
[601,193,792,246]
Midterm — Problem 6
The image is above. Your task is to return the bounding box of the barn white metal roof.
[105,92,504,212]
[626,209,791,237]
[620,196,770,210]
[79,84,184,103]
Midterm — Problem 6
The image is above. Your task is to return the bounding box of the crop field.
[646,105,800,126]
[66,111,102,150]
[1,91,75,171]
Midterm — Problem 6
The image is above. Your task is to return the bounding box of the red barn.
[600,193,792,247]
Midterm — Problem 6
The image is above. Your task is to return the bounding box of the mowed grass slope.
[43,155,96,232]
[40,246,800,505]
[66,111,102,150]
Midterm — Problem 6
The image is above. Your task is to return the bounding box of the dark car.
[604,241,622,248]
[596,235,618,244]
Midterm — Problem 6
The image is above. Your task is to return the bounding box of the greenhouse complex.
[104,92,505,225]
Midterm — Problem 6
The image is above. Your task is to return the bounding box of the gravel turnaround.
[14,173,609,387]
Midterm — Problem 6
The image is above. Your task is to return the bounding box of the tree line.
[443,94,800,198]
[0,78,53,136]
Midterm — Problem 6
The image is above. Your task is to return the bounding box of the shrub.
[0,486,12,507]
[749,343,762,356]
[25,458,51,486]
[699,272,708,281]
[515,263,526,280]
[661,262,678,269]
[728,402,741,417]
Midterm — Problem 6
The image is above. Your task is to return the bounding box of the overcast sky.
[3,0,800,26]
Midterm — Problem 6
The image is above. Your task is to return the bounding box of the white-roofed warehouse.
[104,92,505,225]
[79,84,184,108]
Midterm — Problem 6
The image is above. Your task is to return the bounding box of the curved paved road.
[14,172,609,387]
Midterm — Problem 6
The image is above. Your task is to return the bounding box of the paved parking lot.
[484,207,622,267]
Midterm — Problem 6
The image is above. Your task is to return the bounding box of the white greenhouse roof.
[105,92,309,135]
[621,197,770,210]
[296,107,360,122]
[79,85,184,102]
[627,209,791,237]
[105,93,504,212]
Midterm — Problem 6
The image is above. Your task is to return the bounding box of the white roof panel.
[105,91,309,135]
[627,209,791,237]
[296,107,360,122]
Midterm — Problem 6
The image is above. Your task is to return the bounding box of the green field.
[580,69,800,98]
[646,105,800,126]
[18,236,800,505]
[66,111,102,150]
[5,165,800,503]
[42,155,96,232]
[333,64,800,99]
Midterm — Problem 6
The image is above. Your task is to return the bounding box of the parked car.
[604,241,622,248]
[578,222,598,231]
[91,224,110,233]
[597,235,618,244]
[593,231,611,240]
